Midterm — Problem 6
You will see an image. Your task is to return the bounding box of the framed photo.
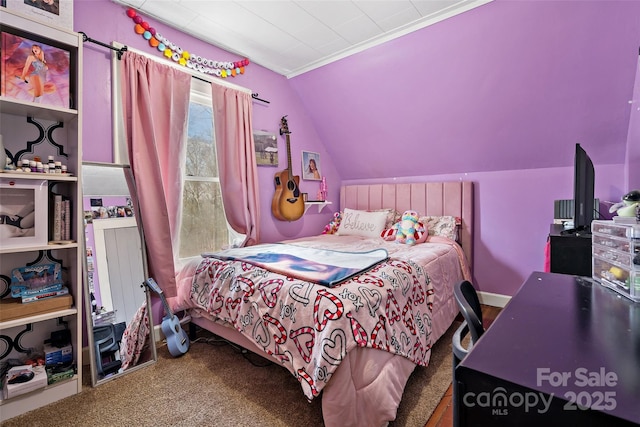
[302,151,322,181]
[254,130,279,167]
[0,178,48,249]
[4,0,74,31]
[1,29,71,109]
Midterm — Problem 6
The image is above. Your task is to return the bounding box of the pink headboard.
[340,181,474,273]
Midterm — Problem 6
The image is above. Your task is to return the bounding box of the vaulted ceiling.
[111,0,492,77]
[105,1,639,181]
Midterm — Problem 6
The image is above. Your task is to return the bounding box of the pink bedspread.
[175,235,470,426]
[184,235,469,402]
[190,256,433,400]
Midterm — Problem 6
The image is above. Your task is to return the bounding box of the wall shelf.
[0,172,77,181]
[304,201,332,213]
[0,98,78,122]
[0,307,77,330]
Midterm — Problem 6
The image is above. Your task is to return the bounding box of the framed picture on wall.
[254,130,279,167]
[0,178,48,249]
[4,0,74,30]
[1,29,71,109]
[301,151,322,180]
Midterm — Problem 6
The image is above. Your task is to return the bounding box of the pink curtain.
[120,51,191,298]
[211,85,261,246]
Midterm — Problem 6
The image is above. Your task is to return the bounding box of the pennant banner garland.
[126,8,249,78]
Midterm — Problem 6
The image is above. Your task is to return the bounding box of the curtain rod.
[192,75,269,104]
[95,38,268,103]
[251,93,270,104]
[80,32,128,59]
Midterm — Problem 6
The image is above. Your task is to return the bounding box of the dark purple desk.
[456,272,640,426]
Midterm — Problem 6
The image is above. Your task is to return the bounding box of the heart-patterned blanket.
[190,254,434,400]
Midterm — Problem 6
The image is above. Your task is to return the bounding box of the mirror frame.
[81,161,157,386]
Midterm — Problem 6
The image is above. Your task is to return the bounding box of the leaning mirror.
[81,162,157,386]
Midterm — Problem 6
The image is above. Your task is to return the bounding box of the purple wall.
[289,1,639,296]
[290,1,639,179]
[74,0,338,244]
[74,1,638,298]
[626,56,640,189]
[343,163,623,298]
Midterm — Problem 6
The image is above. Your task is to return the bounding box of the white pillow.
[336,208,387,238]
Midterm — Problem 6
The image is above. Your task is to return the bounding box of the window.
[179,78,231,258]
[112,50,244,260]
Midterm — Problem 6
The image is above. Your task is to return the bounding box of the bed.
[174,181,474,427]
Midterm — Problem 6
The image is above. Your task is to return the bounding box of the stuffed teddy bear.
[390,210,426,245]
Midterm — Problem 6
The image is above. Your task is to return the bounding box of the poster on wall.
[4,0,74,31]
[254,130,279,167]
[1,30,71,109]
[301,151,322,180]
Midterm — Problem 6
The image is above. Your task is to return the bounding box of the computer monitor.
[572,143,595,233]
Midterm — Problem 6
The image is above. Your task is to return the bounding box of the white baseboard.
[153,324,161,343]
[477,290,511,308]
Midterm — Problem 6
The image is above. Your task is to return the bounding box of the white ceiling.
[112,0,492,78]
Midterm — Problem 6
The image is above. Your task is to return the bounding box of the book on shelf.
[49,192,72,243]
[63,199,71,240]
[21,286,69,303]
[16,282,63,297]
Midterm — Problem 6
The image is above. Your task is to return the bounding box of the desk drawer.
[592,233,634,253]
[592,220,640,238]
[592,254,640,302]
[592,244,633,267]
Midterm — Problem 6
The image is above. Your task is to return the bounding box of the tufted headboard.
[340,181,474,273]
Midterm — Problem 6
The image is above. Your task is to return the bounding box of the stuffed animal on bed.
[385,210,427,245]
[322,211,342,234]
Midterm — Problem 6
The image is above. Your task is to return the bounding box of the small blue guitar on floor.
[143,277,190,357]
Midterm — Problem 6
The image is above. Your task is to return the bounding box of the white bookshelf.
[0,7,83,419]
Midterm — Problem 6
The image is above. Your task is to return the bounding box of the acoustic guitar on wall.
[272,115,305,221]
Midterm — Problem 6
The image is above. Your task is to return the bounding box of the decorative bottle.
[320,177,328,201]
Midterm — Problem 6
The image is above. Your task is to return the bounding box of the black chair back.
[93,323,125,376]
[452,280,486,427]
[454,280,484,344]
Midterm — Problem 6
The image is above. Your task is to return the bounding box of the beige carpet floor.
[1,323,457,427]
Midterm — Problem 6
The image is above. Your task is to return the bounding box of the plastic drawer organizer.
[591,220,640,302]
